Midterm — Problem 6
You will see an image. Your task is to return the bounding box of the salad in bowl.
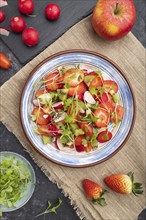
[20,50,134,167]
[31,65,124,153]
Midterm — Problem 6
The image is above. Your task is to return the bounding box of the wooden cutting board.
[1,0,97,64]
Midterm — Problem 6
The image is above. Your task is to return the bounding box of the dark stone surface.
[0,0,146,220]
[1,0,97,64]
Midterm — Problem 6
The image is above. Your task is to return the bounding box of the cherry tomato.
[0,52,11,70]
[45,4,60,20]
[78,122,93,138]
[18,0,34,15]
[104,80,118,94]
[22,27,39,47]
[45,72,60,91]
[94,108,110,128]
[97,130,112,143]
[0,10,6,23]
[10,16,26,33]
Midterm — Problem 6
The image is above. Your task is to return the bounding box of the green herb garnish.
[0,156,31,210]
[35,198,62,218]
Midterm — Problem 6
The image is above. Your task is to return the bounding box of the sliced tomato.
[97,130,112,143]
[45,72,60,91]
[94,108,110,128]
[32,107,50,125]
[38,125,54,137]
[63,68,84,87]
[68,82,87,96]
[103,80,118,94]
[111,105,124,123]
[78,122,93,138]
[84,72,103,88]
[84,142,92,152]
[75,135,85,146]
[35,90,47,98]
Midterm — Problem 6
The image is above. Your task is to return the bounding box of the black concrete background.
[0,0,146,220]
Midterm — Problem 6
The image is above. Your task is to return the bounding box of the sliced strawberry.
[83,179,107,206]
[48,124,61,136]
[104,172,143,195]
[96,92,111,104]
[97,130,112,143]
[38,125,54,137]
[104,80,118,94]
[35,90,47,98]
[100,100,115,114]
[111,105,124,124]
[68,82,87,97]
[45,72,60,91]
[84,142,92,152]
[63,68,84,87]
[75,135,85,146]
[84,72,103,88]
[94,108,110,128]
[76,145,85,152]
[78,122,93,138]
[32,107,50,125]
[77,93,84,101]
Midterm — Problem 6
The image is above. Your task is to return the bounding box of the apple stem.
[114,3,119,15]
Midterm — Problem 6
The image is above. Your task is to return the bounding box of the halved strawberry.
[103,80,118,94]
[68,82,87,97]
[83,179,107,206]
[38,125,54,137]
[100,100,115,114]
[97,130,112,143]
[48,124,61,136]
[94,108,110,128]
[75,135,85,146]
[63,68,84,87]
[84,72,103,88]
[96,92,112,104]
[78,122,93,138]
[104,172,143,195]
[45,72,60,91]
[76,145,85,152]
[111,105,124,124]
[32,107,50,125]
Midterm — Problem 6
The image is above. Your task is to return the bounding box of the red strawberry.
[83,179,107,206]
[104,172,143,195]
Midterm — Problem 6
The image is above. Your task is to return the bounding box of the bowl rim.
[0,151,36,212]
[19,49,136,168]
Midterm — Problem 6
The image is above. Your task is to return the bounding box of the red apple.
[92,0,136,41]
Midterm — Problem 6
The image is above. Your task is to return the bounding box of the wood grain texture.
[1,0,97,64]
